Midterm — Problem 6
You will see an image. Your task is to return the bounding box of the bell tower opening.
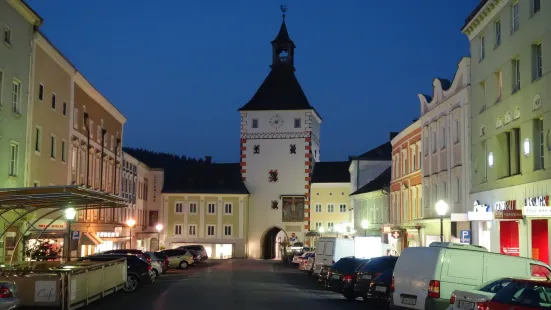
[271,5,296,69]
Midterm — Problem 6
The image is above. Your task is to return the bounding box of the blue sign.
[460,230,471,244]
[72,231,80,240]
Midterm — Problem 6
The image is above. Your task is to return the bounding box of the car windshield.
[493,280,551,308]
[333,258,368,273]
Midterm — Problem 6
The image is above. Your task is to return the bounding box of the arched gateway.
[261,226,287,259]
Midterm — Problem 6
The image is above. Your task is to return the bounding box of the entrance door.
[500,221,520,256]
[531,219,549,264]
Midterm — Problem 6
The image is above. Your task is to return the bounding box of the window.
[441,127,446,149]
[294,118,301,128]
[9,142,18,176]
[34,127,41,152]
[412,149,416,172]
[62,102,67,116]
[73,108,79,129]
[454,120,460,143]
[50,135,56,159]
[418,146,422,169]
[188,225,196,236]
[315,204,322,212]
[252,119,258,128]
[402,151,407,175]
[494,20,501,47]
[500,128,521,177]
[189,202,198,213]
[207,225,215,236]
[61,140,67,162]
[175,202,183,213]
[12,80,21,114]
[339,204,346,213]
[71,147,77,171]
[432,131,437,153]
[224,225,232,236]
[512,58,520,92]
[536,118,544,170]
[327,222,334,231]
[224,203,232,214]
[51,93,56,110]
[207,203,216,214]
[174,224,182,235]
[479,35,485,61]
[495,71,503,101]
[424,132,429,156]
[38,84,44,101]
[3,26,11,45]
[532,0,541,15]
[533,43,543,80]
[315,222,322,231]
[327,204,334,213]
[512,2,519,33]
[455,177,461,202]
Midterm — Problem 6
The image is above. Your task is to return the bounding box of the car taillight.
[390,276,395,292]
[374,272,382,278]
[0,286,12,298]
[428,280,440,298]
[477,302,489,310]
[343,275,353,282]
[148,264,152,270]
[147,257,151,263]
[370,281,375,288]
[450,293,456,305]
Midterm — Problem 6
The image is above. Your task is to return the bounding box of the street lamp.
[64,207,76,261]
[361,220,369,237]
[435,200,449,242]
[126,218,136,249]
[318,226,325,237]
[155,224,163,251]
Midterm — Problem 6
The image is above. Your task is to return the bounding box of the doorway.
[261,227,283,259]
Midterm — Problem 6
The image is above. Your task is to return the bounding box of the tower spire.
[280,5,287,21]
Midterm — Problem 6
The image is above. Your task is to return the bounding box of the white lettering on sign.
[524,196,549,207]
[495,200,516,211]
[96,232,119,238]
[523,206,551,217]
[473,200,490,212]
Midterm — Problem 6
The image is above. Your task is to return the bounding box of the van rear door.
[313,240,327,274]
[323,240,335,265]
[440,249,484,299]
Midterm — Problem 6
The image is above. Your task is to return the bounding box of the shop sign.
[523,206,551,217]
[495,209,523,220]
[495,200,516,211]
[525,196,549,207]
[96,232,119,238]
[32,219,67,231]
[468,200,493,221]
[391,231,401,239]
[501,247,520,255]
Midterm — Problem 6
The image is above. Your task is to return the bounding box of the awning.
[81,232,104,246]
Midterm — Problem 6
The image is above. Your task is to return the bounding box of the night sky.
[27,0,479,163]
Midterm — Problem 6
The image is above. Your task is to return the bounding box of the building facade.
[239,16,321,259]
[390,120,422,252]
[463,0,551,263]
[418,57,471,245]
[310,161,352,235]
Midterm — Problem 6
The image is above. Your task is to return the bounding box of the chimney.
[390,132,399,140]
[205,156,212,163]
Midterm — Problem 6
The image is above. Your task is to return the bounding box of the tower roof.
[271,21,295,47]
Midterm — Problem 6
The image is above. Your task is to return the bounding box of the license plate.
[458,300,475,310]
[363,275,372,280]
[332,274,340,279]
[401,297,417,305]
[375,286,386,292]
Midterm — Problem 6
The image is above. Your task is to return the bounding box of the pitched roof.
[350,166,391,196]
[352,141,392,161]
[311,161,350,183]
[162,163,249,194]
[238,66,314,112]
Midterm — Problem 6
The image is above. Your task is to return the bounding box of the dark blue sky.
[28,0,478,163]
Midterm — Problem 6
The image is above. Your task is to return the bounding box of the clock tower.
[238,8,322,259]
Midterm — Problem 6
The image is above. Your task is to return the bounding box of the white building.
[239,16,321,259]
[417,57,471,243]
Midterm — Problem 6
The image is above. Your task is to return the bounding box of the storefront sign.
[523,206,551,217]
[525,196,549,207]
[495,209,523,220]
[96,232,119,238]
[495,200,516,210]
[468,201,493,221]
[32,219,67,231]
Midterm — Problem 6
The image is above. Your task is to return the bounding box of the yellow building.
[310,161,352,235]
[161,163,249,258]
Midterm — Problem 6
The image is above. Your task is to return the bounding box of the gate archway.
[260,226,288,259]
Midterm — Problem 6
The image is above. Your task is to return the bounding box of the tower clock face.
[269,114,284,130]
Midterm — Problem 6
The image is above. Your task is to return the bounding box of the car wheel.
[152,269,159,280]
[179,261,188,269]
[123,274,140,293]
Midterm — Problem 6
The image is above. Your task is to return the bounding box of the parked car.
[153,251,169,273]
[325,257,369,300]
[293,252,313,266]
[487,278,551,310]
[391,242,551,310]
[177,245,208,262]
[186,249,202,264]
[0,281,20,310]
[302,253,315,275]
[366,268,393,307]
[313,237,354,275]
[144,252,164,278]
[161,249,195,269]
[298,253,315,271]
[100,249,152,264]
[77,254,152,293]
[355,256,398,301]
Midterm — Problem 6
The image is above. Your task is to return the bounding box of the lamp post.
[361,220,369,237]
[155,223,163,251]
[64,208,76,261]
[126,218,136,249]
[435,200,449,242]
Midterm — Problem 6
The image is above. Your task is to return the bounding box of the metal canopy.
[0,185,126,209]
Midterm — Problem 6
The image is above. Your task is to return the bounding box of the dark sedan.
[366,267,393,307]
[325,257,369,300]
[354,256,398,301]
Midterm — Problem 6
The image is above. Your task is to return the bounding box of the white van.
[391,242,551,310]
[312,237,355,275]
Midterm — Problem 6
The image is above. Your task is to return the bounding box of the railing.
[0,258,126,310]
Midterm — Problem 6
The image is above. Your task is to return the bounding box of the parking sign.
[460,230,471,244]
